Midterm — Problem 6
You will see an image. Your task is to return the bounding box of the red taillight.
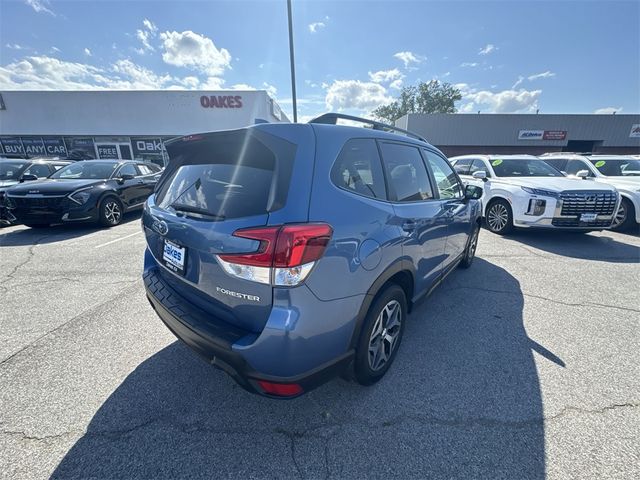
[257,380,304,397]
[219,224,332,268]
[219,227,280,267]
[273,224,333,267]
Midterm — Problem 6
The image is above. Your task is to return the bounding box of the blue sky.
[1,0,638,120]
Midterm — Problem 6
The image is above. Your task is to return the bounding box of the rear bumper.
[143,267,354,398]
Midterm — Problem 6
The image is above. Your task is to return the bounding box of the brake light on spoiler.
[217,224,333,286]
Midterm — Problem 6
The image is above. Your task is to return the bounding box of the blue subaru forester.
[142,114,482,398]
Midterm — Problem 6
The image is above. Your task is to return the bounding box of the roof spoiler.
[308,113,427,142]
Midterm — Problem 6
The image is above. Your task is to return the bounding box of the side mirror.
[464,184,483,200]
[576,170,591,179]
[119,173,135,183]
[19,174,39,183]
[472,171,488,182]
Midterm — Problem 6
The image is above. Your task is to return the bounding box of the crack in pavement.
[0,279,142,366]
[0,236,49,286]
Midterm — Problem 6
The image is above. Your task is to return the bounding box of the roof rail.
[541,152,593,156]
[308,113,427,142]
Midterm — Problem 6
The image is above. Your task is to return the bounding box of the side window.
[543,158,566,172]
[379,143,434,202]
[138,164,152,175]
[52,164,68,171]
[565,159,592,176]
[469,159,490,177]
[330,139,387,200]
[24,164,52,178]
[118,163,138,177]
[453,158,472,175]
[424,151,464,199]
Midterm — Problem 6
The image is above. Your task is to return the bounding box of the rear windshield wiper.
[171,203,225,221]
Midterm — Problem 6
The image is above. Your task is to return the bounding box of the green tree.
[372,80,462,123]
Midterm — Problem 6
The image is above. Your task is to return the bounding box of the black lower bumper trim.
[144,268,354,397]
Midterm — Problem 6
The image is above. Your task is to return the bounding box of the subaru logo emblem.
[152,218,169,236]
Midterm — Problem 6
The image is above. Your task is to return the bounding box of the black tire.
[98,196,124,227]
[459,223,480,269]
[354,284,407,386]
[485,198,514,235]
[611,197,636,232]
[24,223,50,228]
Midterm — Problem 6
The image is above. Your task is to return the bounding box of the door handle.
[402,220,417,232]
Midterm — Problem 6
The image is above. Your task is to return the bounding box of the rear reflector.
[257,380,304,397]
[217,224,332,286]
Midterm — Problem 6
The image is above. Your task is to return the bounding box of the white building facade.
[0,90,288,166]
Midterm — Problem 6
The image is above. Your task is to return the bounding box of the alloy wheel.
[368,300,402,372]
[104,201,122,225]
[487,203,508,232]
[612,203,626,228]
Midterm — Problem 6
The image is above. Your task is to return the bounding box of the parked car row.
[0,159,162,227]
[450,154,640,233]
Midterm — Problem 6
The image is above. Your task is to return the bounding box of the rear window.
[156,130,295,219]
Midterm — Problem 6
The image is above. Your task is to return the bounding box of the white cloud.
[594,106,622,114]
[6,44,26,50]
[457,84,542,113]
[230,83,255,90]
[0,55,223,91]
[50,46,61,53]
[528,70,555,81]
[512,75,524,89]
[393,51,425,69]
[263,82,277,98]
[308,22,326,33]
[389,78,403,90]
[143,19,157,34]
[24,0,55,16]
[478,44,496,55]
[83,48,92,57]
[325,79,392,111]
[160,30,231,76]
[368,68,403,83]
[460,62,479,68]
[136,19,158,53]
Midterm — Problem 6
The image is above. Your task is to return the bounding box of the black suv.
[0,158,74,225]
[6,159,162,228]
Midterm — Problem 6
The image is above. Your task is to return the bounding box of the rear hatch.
[143,125,313,333]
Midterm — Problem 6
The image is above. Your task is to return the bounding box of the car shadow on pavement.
[51,258,548,479]
[507,229,640,263]
[0,211,142,247]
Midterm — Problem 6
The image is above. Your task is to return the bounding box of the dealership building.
[0,90,288,166]
[396,113,640,157]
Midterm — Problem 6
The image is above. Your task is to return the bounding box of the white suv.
[542,154,640,231]
[450,155,619,235]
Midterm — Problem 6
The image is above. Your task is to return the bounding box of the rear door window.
[380,143,434,202]
[156,130,295,220]
[331,139,386,200]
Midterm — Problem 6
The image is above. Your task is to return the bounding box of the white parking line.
[94,231,142,249]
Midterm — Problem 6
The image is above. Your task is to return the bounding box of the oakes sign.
[200,95,243,109]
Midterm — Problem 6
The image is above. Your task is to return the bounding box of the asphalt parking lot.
[0,216,638,479]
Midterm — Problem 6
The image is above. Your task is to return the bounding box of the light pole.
[287,0,298,122]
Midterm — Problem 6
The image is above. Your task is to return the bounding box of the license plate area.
[580,213,598,222]
[163,239,186,276]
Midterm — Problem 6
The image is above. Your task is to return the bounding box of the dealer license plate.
[580,213,598,222]
[163,239,186,275]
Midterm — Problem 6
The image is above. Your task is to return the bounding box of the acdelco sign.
[200,95,243,109]
[518,130,544,140]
